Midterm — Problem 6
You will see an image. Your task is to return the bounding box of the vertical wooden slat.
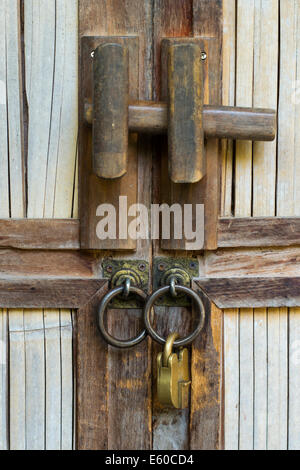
[0,0,10,218]
[277,1,300,451]
[235,0,254,217]
[190,296,222,450]
[24,311,45,450]
[253,308,267,450]
[267,308,288,450]
[6,0,25,217]
[26,0,56,218]
[224,309,239,450]
[44,310,61,450]
[221,0,235,217]
[252,0,278,216]
[0,310,8,450]
[289,307,300,450]
[48,0,78,218]
[76,285,108,450]
[239,309,254,449]
[60,309,73,450]
[0,0,10,450]
[9,310,26,450]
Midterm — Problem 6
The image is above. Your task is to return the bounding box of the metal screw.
[201,51,207,61]
[139,263,146,272]
[106,265,113,273]
[91,50,95,58]
[158,263,166,272]
[190,261,197,270]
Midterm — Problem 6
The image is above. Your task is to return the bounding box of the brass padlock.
[157,333,191,409]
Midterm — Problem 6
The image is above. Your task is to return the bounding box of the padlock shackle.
[163,332,179,367]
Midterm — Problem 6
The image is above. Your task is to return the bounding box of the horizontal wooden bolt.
[85,100,276,142]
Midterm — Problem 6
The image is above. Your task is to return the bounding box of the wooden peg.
[93,43,129,179]
[167,43,204,184]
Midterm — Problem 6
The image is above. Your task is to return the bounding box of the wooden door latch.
[84,39,277,184]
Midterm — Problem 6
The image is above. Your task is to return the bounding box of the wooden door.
[0,0,300,451]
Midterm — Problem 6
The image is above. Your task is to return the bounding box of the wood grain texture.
[277,2,300,451]
[76,284,109,450]
[0,279,106,309]
[78,0,153,450]
[218,217,300,247]
[159,37,221,251]
[190,289,222,450]
[221,0,235,217]
[0,248,97,279]
[203,246,300,278]
[93,43,128,179]
[79,36,138,250]
[167,42,204,184]
[9,310,26,449]
[152,0,194,448]
[0,219,80,250]
[2,216,300,250]
[196,278,300,309]
[85,101,276,141]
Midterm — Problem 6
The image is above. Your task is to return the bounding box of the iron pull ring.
[97,282,148,349]
[144,284,205,347]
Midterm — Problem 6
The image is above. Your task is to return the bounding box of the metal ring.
[97,285,147,348]
[169,277,178,298]
[144,285,205,347]
[122,277,131,298]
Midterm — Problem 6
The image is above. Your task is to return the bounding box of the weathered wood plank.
[2,217,300,250]
[204,246,300,278]
[76,284,108,450]
[190,290,222,450]
[0,248,96,279]
[196,278,300,309]
[60,310,73,450]
[0,279,106,308]
[0,219,80,250]
[218,217,300,248]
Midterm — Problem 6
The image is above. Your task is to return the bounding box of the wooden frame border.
[1,217,300,250]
